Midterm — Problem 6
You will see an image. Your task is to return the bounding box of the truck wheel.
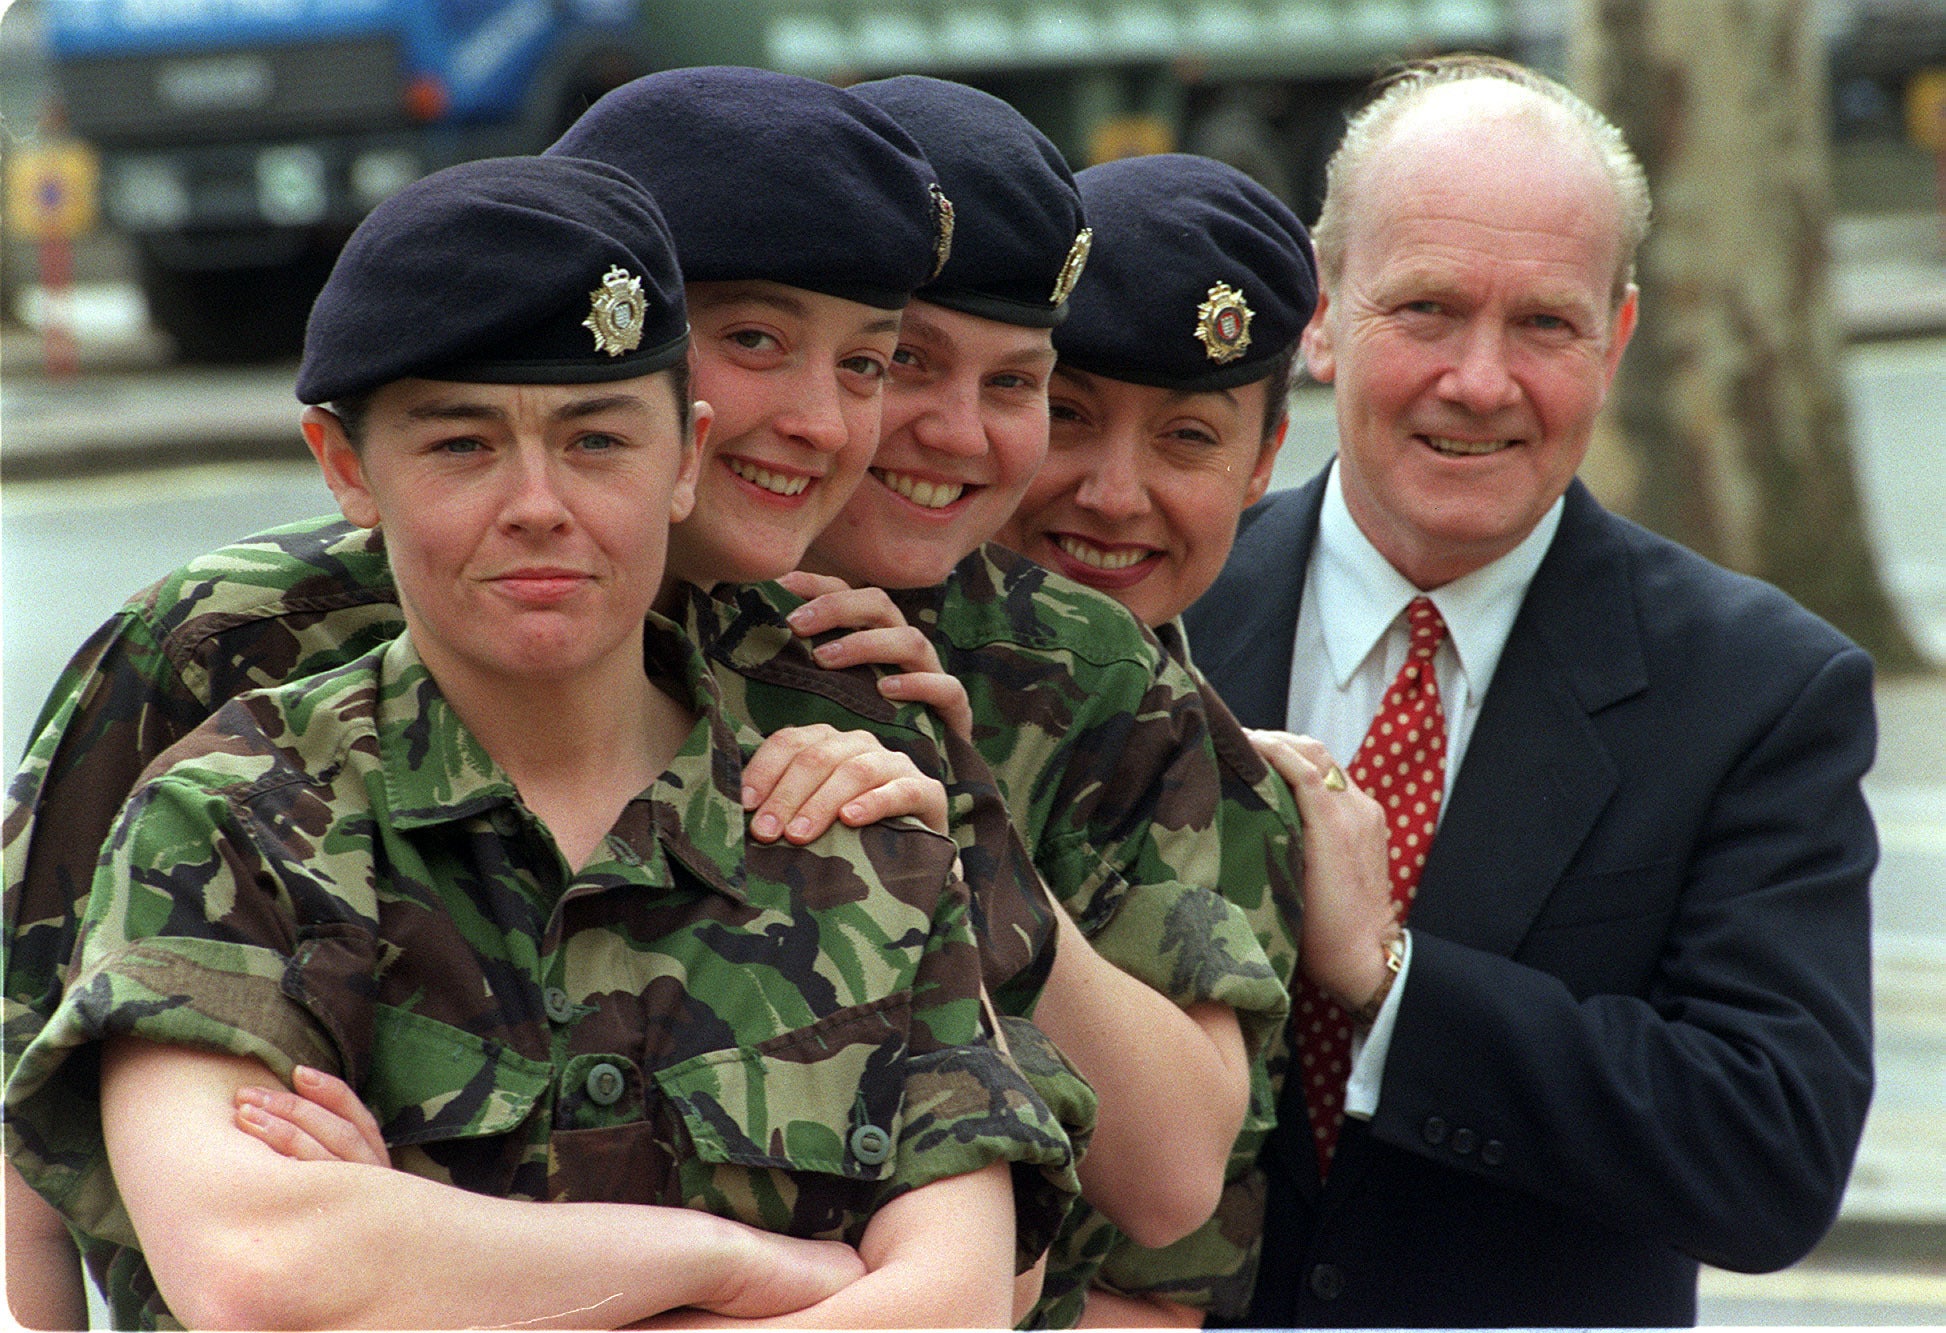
[138,249,329,365]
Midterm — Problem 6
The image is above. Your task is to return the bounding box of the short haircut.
[1312,53,1651,307]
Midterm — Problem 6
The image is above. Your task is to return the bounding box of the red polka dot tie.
[1294,595,1448,1180]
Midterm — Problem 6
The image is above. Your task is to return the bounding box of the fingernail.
[752,812,780,840]
[293,1065,319,1087]
[787,606,814,628]
[841,802,866,823]
[812,642,838,662]
[236,1086,267,1108]
[741,785,757,809]
[786,816,813,841]
[237,1104,269,1128]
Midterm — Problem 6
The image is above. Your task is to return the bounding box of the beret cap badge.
[1195,282,1254,364]
[1051,227,1093,306]
[584,264,648,356]
[928,184,956,281]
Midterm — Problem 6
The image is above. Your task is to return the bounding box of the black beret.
[296,155,686,405]
[850,75,1089,328]
[1056,154,1318,392]
[550,66,945,311]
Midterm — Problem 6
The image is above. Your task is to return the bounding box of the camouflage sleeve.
[3,769,355,1247]
[4,516,400,1086]
[1004,645,1289,1061]
[1084,647,1305,1315]
[3,602,211,1082]
[860,834,1081,1270]
[687,582,1061,1019]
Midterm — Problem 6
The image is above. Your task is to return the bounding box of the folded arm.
[1034,909,1249,1248]
[103,1037,865,1330]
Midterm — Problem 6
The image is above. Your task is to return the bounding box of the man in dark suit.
[1184,55,1876,1327]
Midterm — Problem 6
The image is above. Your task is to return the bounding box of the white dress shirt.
[1287,460,1563,1117]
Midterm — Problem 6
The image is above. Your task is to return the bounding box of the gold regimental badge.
[1195,281,1253,363]
[929,184,956,281]
[583,265,646,356]
[1051,227,1093,306]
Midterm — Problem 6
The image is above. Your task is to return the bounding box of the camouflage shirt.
[4,618,1077,1330]
[3,520,1060,1066]
[1074,618,1305,1320]
[882,548,1299,1326]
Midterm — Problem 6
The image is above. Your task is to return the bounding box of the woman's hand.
[234,1064,390,1167]
[1247,729,1397,1007]
[776,571,974,742]
[743,724,949,839]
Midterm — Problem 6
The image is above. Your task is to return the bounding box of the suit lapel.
[1409,484,1647,952]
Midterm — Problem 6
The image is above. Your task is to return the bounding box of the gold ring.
[1322,765,1348,792]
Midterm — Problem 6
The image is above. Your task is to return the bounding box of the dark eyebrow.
[402,400,504,425]
[554,393,654,421]
[399,392,652,426]
[1165,385,1242,411]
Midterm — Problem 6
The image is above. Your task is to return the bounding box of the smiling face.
[997,366,1282,628]
[804,300,1058,589]
[1310,86,1637,590]
[667,280,902,586]
[307,373,701,693]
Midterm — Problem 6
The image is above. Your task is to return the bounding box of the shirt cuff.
[1344,928,1411,1120]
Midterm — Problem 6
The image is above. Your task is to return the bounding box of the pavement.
[4,212,1946,1323]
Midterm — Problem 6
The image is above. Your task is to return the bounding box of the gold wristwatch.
[1350,931,1407,1027]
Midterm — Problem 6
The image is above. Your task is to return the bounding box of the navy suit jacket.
[1183,468,1876,1328]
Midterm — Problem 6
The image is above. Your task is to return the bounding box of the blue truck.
[43,0,1529,363]
[44,0,656,361]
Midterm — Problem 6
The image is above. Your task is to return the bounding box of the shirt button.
[1481,1138,1506,1166]
[1307,1263,1344,1301]
[1451,1127,1477,1155]
[585,1062,625,1106]
[1422,1116,1447,1146]
[848,1123,892,1165]
[543,987,575,1024]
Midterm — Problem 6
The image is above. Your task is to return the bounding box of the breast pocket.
[362,1001,554,1195]
[655,993,913,1241]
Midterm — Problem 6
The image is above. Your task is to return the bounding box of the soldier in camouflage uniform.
[5,154,1076,1329]
[779,82,1301,1327]
[996,153,1329,1322]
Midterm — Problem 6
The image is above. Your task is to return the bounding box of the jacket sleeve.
[1371,643,1876,1273]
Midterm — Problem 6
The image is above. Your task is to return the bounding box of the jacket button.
[1308,1263,1344,1301]
[1481,1138,1506,1166]
[849,1123,892,1165]
[585,1062,625,1106]
[1451,1127,1477,1155]
[1422,1116,1447,1145]
[543,987,575,1024]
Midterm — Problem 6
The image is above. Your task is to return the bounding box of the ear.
[1604,284,1640,385]
[302,406,380,530]
[1300,288,1336,385]
[1246,416,1289,508]
[670,400,710,525]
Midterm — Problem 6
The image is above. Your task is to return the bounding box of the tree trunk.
[1571,0,1926,671]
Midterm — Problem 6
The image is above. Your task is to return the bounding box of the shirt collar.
[1315,459,1564,695]
[377,615,752,902]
